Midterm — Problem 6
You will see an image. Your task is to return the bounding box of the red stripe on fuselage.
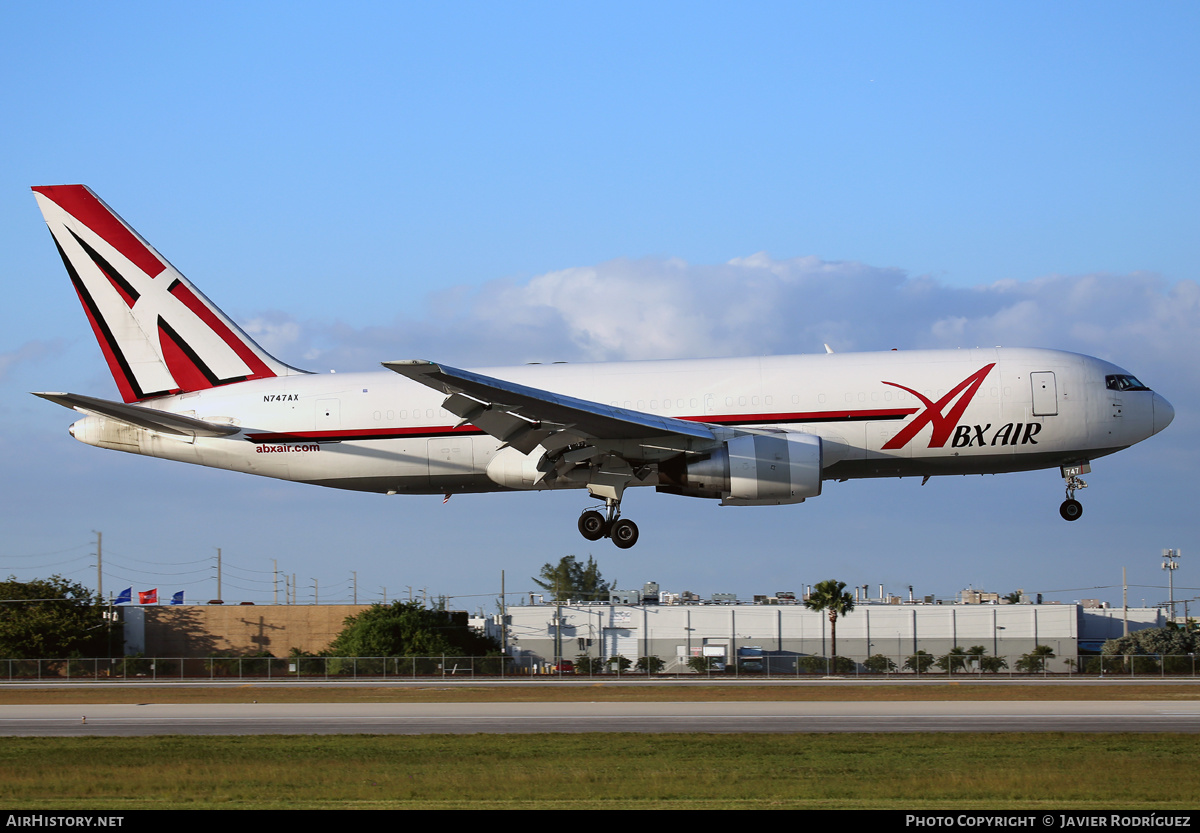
[244,407,920,444]
[246,425,486,443]
[681,408,917,425]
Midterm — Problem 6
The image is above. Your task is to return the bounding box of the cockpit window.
[1106,374,1151,392]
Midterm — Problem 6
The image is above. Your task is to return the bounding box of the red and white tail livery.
[31,186,1175,548]
[32,185,299,403]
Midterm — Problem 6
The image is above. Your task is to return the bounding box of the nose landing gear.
[577,499,640,548]
[1059,463,1089,522]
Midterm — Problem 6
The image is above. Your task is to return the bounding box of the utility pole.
[93,530,102,599]
[1123,567,1129,636]
[215,547,222,603]
[1163,549,1181,622]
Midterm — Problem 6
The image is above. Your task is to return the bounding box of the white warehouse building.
[503,601,1165,674]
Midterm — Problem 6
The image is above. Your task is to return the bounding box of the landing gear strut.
[1059,464,1089,522]
[577,498,639,548]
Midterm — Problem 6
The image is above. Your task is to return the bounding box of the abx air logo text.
[951,422,1042,448]
[879,363,1040,451]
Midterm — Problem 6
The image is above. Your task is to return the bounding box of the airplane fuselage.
[66,346,1170,496]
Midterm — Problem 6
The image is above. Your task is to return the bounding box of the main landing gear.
[1059,464,1089,522]
[578,499,640,549]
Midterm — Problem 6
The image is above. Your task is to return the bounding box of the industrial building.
[503,597,1165,674]
[113,591,1167,675]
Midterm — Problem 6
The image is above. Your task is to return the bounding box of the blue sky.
[2,2,1197,613]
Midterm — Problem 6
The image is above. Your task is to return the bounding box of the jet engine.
[657,432,822,505]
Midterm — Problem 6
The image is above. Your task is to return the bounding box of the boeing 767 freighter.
[31,185,1174,548]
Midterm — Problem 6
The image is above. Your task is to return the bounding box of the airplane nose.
[1152,393,1175,435]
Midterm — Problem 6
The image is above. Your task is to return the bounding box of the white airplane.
[31,185,1175,548]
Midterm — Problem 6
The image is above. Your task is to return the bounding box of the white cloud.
[241,315,302,358]
[237,255,1199,420]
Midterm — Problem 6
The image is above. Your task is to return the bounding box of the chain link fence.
[2,652,1199,681]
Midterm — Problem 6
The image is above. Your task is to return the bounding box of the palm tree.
[1016,644,1056,673]
[804,579,855,673]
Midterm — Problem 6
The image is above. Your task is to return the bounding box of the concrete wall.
[124,604,370,656]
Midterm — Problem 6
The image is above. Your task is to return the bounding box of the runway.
[3,700,1199,736]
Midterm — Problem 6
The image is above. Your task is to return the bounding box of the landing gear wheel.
[610,518,639,549]
[578,510,608,541]
[1059,499,1083,522]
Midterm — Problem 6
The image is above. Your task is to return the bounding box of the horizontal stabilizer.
[32,392,241,437]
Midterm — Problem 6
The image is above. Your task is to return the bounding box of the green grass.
[2,733,1198,809]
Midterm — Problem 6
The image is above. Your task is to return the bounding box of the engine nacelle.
[658,432,822,505]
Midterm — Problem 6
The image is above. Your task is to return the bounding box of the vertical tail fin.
[32,185,302,403]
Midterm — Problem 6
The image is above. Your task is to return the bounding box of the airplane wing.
[32,392,241,437]
[382,360,716,461]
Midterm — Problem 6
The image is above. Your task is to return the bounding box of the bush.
[864,654,897,673]
[607,655,632,673]
[1015,645,1055,673]
[636,655,665,675]
[797,656,854,674]
[574,655,606,675]
[904,651,935,674]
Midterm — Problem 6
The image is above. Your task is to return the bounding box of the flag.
[138,589,157,604]
[170,591,184,605]
[114,588,132,604]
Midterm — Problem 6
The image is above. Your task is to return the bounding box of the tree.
[1015,644,1056,673]
[636,655,665,675]
[954,645,1007,674]
[327,601,499,657]
[532,555,612,602]
[574,654,606,675]
[864,654,897,673]
[1101,627,1200,675]
[1102,626,1200,658]
[804,579,855,672]
[607,655,632,674]
[0,576,114,658]
[904,650,936,674]
[936,646,969,674]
